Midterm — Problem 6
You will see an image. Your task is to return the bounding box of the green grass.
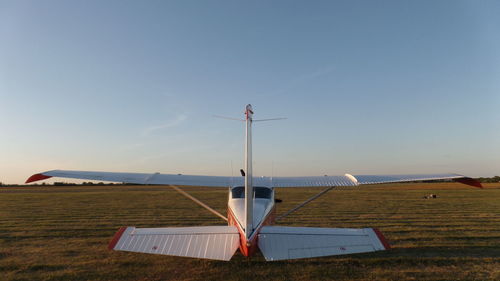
[1,183,499,281]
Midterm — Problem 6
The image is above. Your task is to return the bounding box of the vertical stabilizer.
[244,104,254,239]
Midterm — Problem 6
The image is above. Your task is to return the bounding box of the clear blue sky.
[1,1,499,184]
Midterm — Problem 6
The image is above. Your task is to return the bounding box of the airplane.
[26,104,482,261]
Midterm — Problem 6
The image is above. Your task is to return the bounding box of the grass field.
[1,183,499,281]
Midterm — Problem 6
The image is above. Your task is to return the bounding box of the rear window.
[231,186,272,199]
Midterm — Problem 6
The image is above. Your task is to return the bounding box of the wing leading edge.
[26,170,236,187]
[26,170,481,188]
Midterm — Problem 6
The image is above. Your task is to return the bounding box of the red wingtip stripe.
[373,228,391,250]
[25,173,52,183]
[108,227,128,250]
[453,177,483,188]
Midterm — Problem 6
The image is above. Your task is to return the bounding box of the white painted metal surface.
[271,175,358,187]
[352,173,467,185]
[32,170,235,186]
[31,170,473,188]
[258,226,386,261]
[112,226,240,261]
[244,104,254,239]
[228,198,274,232]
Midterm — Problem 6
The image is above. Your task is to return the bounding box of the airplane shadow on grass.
[222,245,500,265]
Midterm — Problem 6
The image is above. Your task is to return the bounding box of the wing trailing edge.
[353,174,482,188]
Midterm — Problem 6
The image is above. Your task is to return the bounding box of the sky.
[1,0,499,184]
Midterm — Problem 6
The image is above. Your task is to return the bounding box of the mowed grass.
[0,183,499,281]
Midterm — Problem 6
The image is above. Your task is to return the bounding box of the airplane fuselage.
[227,186,276,256]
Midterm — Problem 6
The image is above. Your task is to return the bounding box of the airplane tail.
[215,104,286,240]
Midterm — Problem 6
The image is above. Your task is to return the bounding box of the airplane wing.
[258,226,389,261]
[108,226,240,261]
[26,170,236,187]
[267,175,359,187]
[351,173,483,187]
[26,170,481,188]
[270,173,482,188]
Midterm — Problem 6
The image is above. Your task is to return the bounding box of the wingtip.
[373,228,391,250]
[108,227,128,250]
[453,177,483,188]
[25,173,52,184]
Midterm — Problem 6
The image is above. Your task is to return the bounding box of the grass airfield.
[0,182,499,281]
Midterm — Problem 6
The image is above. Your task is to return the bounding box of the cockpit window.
[231,186,245,198]
[254,187,272,199]
[231,186,272,199]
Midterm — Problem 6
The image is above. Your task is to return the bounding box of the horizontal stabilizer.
[258,226,389,261]
[109,226,240,261]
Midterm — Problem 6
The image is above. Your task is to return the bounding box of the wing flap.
[257,226,389,261]
[109,226,240,261]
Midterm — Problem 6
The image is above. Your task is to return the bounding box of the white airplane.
[26,104,482,261]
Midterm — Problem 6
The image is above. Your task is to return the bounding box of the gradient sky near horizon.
[1,1,499,184]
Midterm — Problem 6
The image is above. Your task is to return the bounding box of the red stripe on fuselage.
[227,205,276,257]
[227,208,251,256]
